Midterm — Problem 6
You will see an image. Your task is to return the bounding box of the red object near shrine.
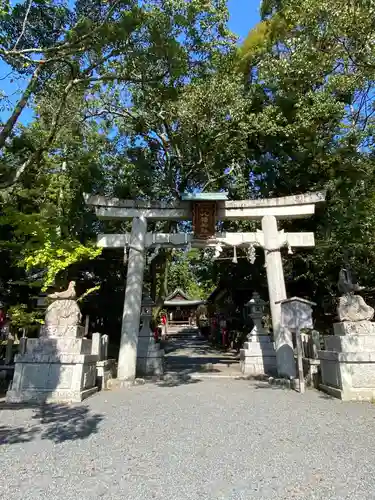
[0,310,5,328]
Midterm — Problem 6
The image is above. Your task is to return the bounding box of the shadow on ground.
[253,381,340,400]
[0,403,104,445]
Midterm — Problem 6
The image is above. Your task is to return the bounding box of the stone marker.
[101,334,109,360]
[40,298,83,338]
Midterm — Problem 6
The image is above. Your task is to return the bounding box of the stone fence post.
[19,337,27,355]
[91,333,109,361]
[5,337,14,365]
[101,334,109,361]
[92,332,102,359]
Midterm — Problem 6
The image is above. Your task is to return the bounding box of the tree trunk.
[152,249,172,321]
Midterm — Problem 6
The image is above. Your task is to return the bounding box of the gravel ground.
[1,377,375,500]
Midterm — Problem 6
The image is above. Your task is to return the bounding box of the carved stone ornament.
[337,268,364,295]
[336,269,373,322]
[337,295,374,322]
[40,299,82,338]
[47,281,76,300]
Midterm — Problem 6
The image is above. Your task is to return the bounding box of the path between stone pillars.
[163,327,242,379]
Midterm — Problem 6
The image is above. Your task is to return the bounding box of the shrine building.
[163,289,205,325]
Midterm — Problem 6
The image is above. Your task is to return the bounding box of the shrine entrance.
[85,191,325,382]
[164,288,204,327]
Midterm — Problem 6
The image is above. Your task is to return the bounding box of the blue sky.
[228,0,261,41]
[0,1,261,124]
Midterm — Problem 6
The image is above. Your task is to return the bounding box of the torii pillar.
[118,216,147,382]
[262,215,294,378]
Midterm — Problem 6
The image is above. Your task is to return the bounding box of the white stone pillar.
[261,215,296,378]
[91,332,101,359]
[101,334,109,360]
[118,216,147,382]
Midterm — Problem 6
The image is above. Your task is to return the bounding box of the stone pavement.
[2,372,375,499]
[164,331,242,377]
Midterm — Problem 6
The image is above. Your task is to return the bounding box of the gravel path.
[1,376,375,500]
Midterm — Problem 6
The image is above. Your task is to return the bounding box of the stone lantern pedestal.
[6,299,98,403]
[240,292,277,376]
[136,295,164,376]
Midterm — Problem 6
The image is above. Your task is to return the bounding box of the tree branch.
[3,0,122,57]
[0,154,36,189]
[12,0,33,51]
[202,163,235,191]
[0,65,42,150]
[0,76,77,189]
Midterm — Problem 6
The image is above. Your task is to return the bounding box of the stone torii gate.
[85,191,325,382]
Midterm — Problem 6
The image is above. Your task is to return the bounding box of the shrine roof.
[164,299,205,307]
[165,288,191,301]
[180,192,228,201]
[164,288,205,307]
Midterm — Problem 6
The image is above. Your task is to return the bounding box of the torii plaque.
[181,192,228,240]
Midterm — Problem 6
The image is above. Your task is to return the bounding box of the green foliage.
[167,249,215,300]
[8,304,44,329]
[22,239,102,291]
[76,285,101,303]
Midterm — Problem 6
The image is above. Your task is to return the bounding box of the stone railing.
[91,332,109,361]
[91,333,116,390]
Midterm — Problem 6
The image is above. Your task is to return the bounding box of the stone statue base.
[96,359,117,390]
[240,335,277,377]
[6,300,98,404]
[319,321,375,401]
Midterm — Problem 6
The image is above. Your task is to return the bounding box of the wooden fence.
[300,330,321,359]
[299,330,321,388]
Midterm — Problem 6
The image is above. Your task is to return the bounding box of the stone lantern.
[245,292,268,341]
[240,291,277,376]
[136,293,164,376]
[141,295,154,322]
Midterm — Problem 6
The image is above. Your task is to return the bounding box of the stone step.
[166,329,199,337]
